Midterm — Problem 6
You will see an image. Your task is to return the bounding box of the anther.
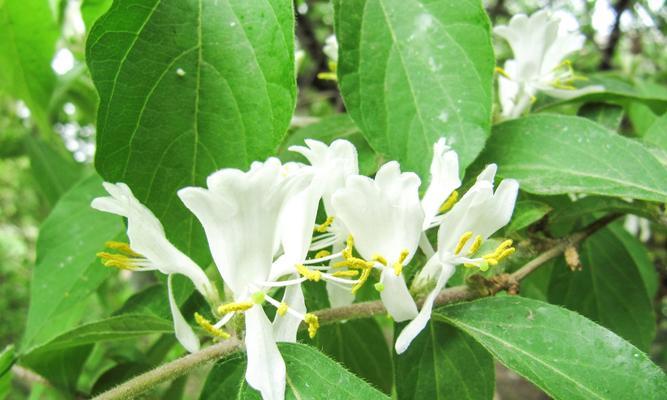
[468,235,483,255]
[371,254,387,266]
[454,232,473,255]
[96,252,137,270]
[217,301,254,315]
[314,250,331,259]
[304,313,320,338]
[314,216,335,233]
[277,302,289,317]
[393,249,409,276]
[439,191,459,213]
[105,241,141,257]
[194,312,230,338]
[331,270,359,278]
[296,264,322,281]
[494,66,511,79]
[352,269,372,294]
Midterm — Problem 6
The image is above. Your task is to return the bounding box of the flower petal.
[395,263,455,354]
[245,306,286,400]
[380,269,418,322]
[273,277,306,343]
[167,275,199,353]
[421,138,461,229]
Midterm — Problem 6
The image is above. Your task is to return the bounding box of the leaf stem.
[92,214,618,400]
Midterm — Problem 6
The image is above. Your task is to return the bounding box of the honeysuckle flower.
[91,182,218,353]
[332,161,422,321]
[318,34,338,81]
[624,215,651,243]
[395,164,519,353]
[289,139,360,307]
[179,158,348,400]
[494,11,603,119]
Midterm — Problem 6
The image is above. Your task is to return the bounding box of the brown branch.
[93,215,618,400]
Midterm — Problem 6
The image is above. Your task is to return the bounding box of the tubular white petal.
[273,278,306,343]
[537,85,605,100]
[327,279,355,307]
[380,269,418,322]
[168,275,199,353]
[395,263,455,354]
[421,138,461,229]
[245,306,286,400]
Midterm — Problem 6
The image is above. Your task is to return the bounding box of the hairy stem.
[93,215,617,400]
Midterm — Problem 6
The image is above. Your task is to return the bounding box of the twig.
[93,215,618,400]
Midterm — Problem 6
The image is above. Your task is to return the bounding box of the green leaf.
[200,343,389,399]
[333,0,494,176]
[577,103,624,132]
[609,224,658,298]
[24,136,84,208]
[87,0,296,263]
[21,174,123,353]
[21,345,92,393]
[280,114,381,176]
[435,297,667,400]
[80,0,111,31]
[24,314,173,353]
[548,227,655,351]
[548,195,660,229]
[484,115,667,202]
[0,0,58,133]
[307,318,393,394]
[644,112,667,151]
[0,346,14,400]
[504,200,551,234]
[395,321,494,400]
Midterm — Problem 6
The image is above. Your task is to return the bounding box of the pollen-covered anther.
[277,302,289,317]
[454,231,473,255]
[468,235,483,255]
[217,301,254,315]
[105,241,141,257]
[195,312,230,339]
[314,216,335,233]
[371,253,387,266]
[314,250,331,259]
[352,268,372,294]
[342,235,355,259]
[296,264,322,281]
[331,270,359,278]
[494,66,511,79]
[304,313,320,338]
[96,252,139,270]
[393,249,410,276]
[439,190,459,213]
[481,239,515,266]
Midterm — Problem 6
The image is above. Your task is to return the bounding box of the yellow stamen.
[331,270,359,278]
[194,312,230,339]
[217,301,254,315]
[304,313,320,338]
[371,254,387,266]
[296,264,322,281]
[439,191,459,213]
[333,258,373,270]
[392,249,410,276]
[314,216,335,233]
[497,247,516,261]
[96,252,138,270]
[495,66,511,79]
[480,240,515,267]
[314,250,331,259]
[317,72,337,81]
[105,241,141,257]
[277,302,289,317]
[468,235,483,255]
[454,231,473,255]
[342,235,355,259]
[352,268,372,294]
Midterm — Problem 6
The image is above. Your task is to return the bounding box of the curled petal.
[168,275,199,353]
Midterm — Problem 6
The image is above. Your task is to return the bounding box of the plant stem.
[93,214,618,400]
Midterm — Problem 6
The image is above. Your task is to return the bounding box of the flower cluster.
[494,11,603,119]
[92,138,518,400]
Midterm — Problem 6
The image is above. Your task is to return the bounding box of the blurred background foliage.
[0,0,666,398]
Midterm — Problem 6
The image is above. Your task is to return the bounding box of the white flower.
[178,158,326,400]
[395,165,519,354]
[624,215,651,243]
[289,139,360,307]
[494,11,603,119]
[332,161,422,321]
[323,34,338,63]
[91,182,217,353]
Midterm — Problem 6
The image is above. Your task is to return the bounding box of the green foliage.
[87,0,297,263]
[436,297,667,400]
[200,343,389,399]
[484,115,667,202]
[334,0,494,177]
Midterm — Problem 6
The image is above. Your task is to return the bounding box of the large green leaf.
[610,224,659,298]
[644,112,667,151]
[333,0,494,177]
[548,227,655,351]
[307,318,393,394]
[577,103,624,132]
[0,0,58,133]
[395,321,493,400]
[21,174,123,353]
[200,343,389,399]
[87,0,296,263]
[435,297,667,400]
[483,115,667,202]
[0,346,14,400]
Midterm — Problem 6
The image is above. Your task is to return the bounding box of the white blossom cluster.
[91,137,518,400]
